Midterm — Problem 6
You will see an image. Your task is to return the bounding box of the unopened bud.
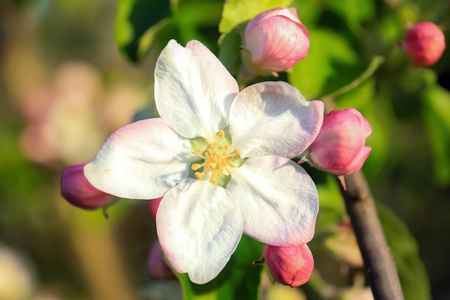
[148,197,163,218]
[264,244,314,288]
[308,109,372,175]
[403,22,446,67]
[243,7,310,73]
[148,241,177,280]
[61,163,114,209]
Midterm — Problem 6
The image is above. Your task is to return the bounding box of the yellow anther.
[212,141,219,146]
[210,179,217,185]
[219,130,225,139]
[224,143,230,149]
[195,172,205,180]
[235,148,241,156]
[196,148,202,155]
[191,164,202,170]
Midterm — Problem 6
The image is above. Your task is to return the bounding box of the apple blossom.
[264,244,314,287]
[84,40,323,284]
[307,108,372,175]
[61,163,114,209]
[243,7,310,73]
[403,22,446,67]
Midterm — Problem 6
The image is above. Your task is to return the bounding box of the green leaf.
[322,56,384,99]
[377,202,431,300]
[323,0,375,35]
[218,26,243,76]
[288,29,359,100]
[422,84,450,186]
[176,235,264,300]
[315,174,346,231]
[291,0,323,27]
[219,0,293,34]
[115,0,172,62]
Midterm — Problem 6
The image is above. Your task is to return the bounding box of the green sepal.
[214,127,232,144]
[215,173,231,188]
[228,155,245,168]
[190,137,208,154]
[189,160,205,178]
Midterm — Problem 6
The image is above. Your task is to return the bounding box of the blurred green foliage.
[1,0,450,299]
[177,235,263,300]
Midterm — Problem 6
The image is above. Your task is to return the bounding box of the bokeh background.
[0,0,449,299]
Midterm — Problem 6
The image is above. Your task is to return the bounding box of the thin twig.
[335,171,404,300]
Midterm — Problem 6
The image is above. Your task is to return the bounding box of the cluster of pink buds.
[148,240,177,280]
[307,109,372,176]
[402,22,446,67]
[264,244,314,287]
[243,7,310,74]
[147,198,177,280]
[61,163,114,209]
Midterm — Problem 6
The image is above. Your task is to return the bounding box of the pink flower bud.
[148,197,163,218]
[244,7,310,72]
[264,244,314,287]
[308,108,372,175]
[148,241,177,280]
[402,22,446,67]
[61,163,114,209]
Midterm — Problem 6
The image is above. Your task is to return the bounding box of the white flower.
[84,40,324,284]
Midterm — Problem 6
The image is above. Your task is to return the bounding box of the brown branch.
[336,171,404,300]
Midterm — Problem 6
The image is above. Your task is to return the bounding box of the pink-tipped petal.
[229,82,323,158]
[84,118,196,200]
[265,244,314,287]
[227,156,318,246]
[155,40,239,140]
[61,163,114,209]
[156,179,243,284]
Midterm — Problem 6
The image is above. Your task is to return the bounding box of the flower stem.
[335,171,404,300]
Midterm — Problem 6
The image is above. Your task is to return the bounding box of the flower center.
[190,129,244,187]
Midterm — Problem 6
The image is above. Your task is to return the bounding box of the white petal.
[227,156,318,246]
[156,179,243,284]
[155,40,239,140]
[229,82,323,158]
[84,118,196,199]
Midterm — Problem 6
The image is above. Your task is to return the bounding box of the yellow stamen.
[195,172,205,180]
[191,130,244,185]
[191,164,202,170]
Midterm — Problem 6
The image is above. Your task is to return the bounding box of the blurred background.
[0,0,449,299]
